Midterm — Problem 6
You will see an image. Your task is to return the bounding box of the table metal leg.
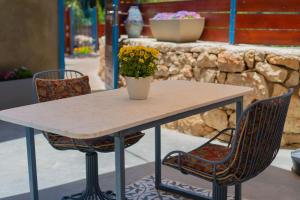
[155,126,162,189]
[114,132,125,200]
[236,97,243,124]
[25,127,39,200]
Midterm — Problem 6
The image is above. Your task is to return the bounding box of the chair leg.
[212,182,227,200]
[62,152,116,200]
[235,183,241,200]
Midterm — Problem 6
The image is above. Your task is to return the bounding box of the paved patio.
[0,120,297,199]
[0,57,298,199]
[65,55,105,91]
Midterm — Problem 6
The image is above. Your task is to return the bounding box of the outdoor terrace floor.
[0,121,299,200]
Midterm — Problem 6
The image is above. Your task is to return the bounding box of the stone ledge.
[100,37,300,148]
[123,38,300,57]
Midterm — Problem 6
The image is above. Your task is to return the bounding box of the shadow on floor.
[0,121,40,143]
[2,162,300,200]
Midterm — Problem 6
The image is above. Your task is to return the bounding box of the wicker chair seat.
[44,131,145,153]
[163,144,230,181]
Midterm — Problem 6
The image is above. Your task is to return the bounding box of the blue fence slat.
[91,8,99,50]
[229,0,237,44]
[112,0,119,89]
[58,0,65,71]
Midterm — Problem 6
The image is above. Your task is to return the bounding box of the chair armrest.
[201,128,236,148]
[164,148,235,175]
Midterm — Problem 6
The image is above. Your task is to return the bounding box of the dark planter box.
[0,78,33,110]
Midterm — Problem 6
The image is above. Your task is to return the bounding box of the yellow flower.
[123,57,128,61]
[139,58,144,63]
[130,53,134,57]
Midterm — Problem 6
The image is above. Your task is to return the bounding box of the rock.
[255,62,288,83]
[226,72,269,107]
[287,95,300,118]
[164,121,178,130]
[284,117,300,134]
[216,72,227,84]
[283,95,300,137]
[184,53,196,66]
[192,53,199,58]
[180,65,193,78]
[198,69,218,83]
[272,84,288,97]
[169,74,187,80]
[155,65,169,78]
[193,67,202,81]
[191,120,215,137]
[217,51,245,72]
[190,46,204,53]
[197,52,217,68]
[229,112,236,127]
[282,133,300,145]
[285,71,299,87]
[245,50,255,68]
[255,52,265,62]
[226,109,234,115]
[203,109,228,131]
[177,115,214,136]
[206,47,225,55]
[169,65,180,75]
[267,54,300,70]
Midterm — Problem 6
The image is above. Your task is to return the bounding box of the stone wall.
[0,0,59,72]
[99,38,300,148]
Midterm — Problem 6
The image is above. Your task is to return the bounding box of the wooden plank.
[236,14,300,29]
[201,28,229,42]
[120,26,229,42]
[235,30,300,45]
[123,26,228,42]
[237,0,300,12]
[121,0,230,12]
[0,81,252,139]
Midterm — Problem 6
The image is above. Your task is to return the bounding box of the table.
[0,80,252,200]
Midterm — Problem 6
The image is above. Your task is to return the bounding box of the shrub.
[0,67,32,82]
[118,46,159,78]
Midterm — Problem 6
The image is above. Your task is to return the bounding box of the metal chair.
[33,70,145,200]
[163,89,293,200]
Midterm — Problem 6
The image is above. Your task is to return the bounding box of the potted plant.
[150,11,205,43]
[119,46,159,100]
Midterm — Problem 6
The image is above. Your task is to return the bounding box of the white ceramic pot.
[125,76,152,100]
[150,18,205,43]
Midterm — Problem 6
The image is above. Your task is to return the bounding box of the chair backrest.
[32,69,86,103]
[226,89,293,184]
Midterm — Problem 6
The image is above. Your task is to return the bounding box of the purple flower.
[152,11,201,20]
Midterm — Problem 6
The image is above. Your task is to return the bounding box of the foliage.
[0,67,32,82]
[65,0,105,25]
[97,2,105,24]
[119,46,159,78]
[74,46,94,55]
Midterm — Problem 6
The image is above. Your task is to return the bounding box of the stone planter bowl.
[150,18,205,43]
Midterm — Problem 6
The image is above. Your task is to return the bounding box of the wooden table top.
[0,81,252,139]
